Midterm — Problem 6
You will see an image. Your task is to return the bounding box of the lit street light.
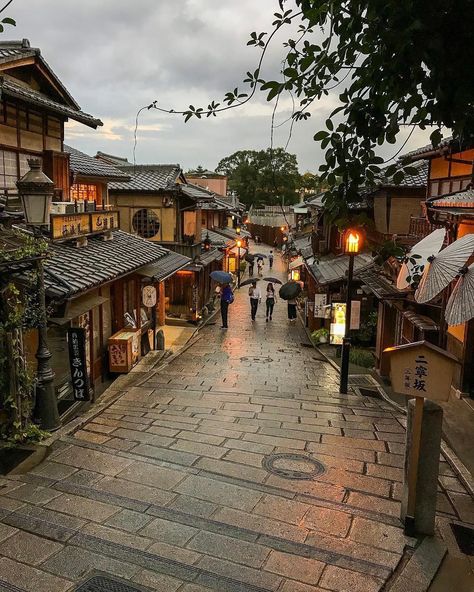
[339,229,362,394]
[17,159,60,430]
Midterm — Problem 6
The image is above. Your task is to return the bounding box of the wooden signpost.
[384,341,458,535]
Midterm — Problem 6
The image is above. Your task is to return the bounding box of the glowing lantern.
[344,230,362,254]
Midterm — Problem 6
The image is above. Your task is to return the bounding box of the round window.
[132,208,160,239]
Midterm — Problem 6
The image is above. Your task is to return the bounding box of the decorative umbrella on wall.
[415,234,474,303]
[279,281,302,300]
[396,229,446,290]
[445,263,474,326]
[210,270,233,284]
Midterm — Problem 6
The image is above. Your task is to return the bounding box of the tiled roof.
[306,252,374,286]
[358,268,405,300]
[65,145,130,181]
[186,169,225,178]
[213,227,251,241]
[428,188,474,209]
[136,251,191,282]
[0,76,102,128]
[108,165,182,192]
[381,158,428,187]
[39,230,184,299]
[95,152,131,167]
[0,39,80,109]
[201,228,229,246]
[403,136,454,160]
[200,248,224,265]
[180,183,216,202]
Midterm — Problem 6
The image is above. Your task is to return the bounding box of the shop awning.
[137,251,191,282]
[402,310,439,331]
[290,256,304,270]
[50,294,109,325]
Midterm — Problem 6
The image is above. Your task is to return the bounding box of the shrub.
[349,347,374,368]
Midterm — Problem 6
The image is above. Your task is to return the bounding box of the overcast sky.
[9,0,434,173]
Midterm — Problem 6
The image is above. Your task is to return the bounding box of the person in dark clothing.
[287,297,297,322]
[248,281,261,321]
[249,259,255,276]
[220,283,233,328]
[265,283,276,321]
[269,250,274,269]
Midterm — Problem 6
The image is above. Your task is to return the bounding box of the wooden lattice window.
[71,183,98,202]
[132,208,160,238]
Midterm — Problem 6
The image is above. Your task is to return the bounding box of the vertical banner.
[67,327,90,401]
[314,294,329,318]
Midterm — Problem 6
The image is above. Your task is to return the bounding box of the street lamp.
[236,226,241,235]
[236,239,242,289]
[339,229,363,394]
[16,159,60,430]
[203,232,211,251]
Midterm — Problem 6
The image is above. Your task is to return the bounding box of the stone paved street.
[0,245,473,592]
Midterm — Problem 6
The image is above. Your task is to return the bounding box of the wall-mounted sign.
[51,211,120,241]
[91,211,119,232]
[314,294,330,319]
[329,301,361,345]
[51,214,90,240]
[67,327,90,401]
[142,285,157,308]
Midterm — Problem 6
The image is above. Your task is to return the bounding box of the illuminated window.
[132,208,160,239]
[71,183,98,202]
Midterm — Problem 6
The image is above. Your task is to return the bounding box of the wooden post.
[405,396,424,535]
[157,281,166,327]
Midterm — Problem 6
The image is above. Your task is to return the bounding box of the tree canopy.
[216,148,301,207]
[146,0,474,224]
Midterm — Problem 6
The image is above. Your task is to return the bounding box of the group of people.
[248,250,274,277]
[248,281,276,322]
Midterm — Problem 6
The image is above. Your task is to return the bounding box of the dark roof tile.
[65,145,131,181]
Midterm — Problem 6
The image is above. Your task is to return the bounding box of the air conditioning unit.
[50,201,76,214]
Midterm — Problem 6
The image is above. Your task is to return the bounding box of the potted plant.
[311,327,329,344]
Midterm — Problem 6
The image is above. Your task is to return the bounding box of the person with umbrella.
[265,282,277,322]
[287,297,297,323]
[279,280,302,324]
[249,258,255,276]
[248,280,262,321]
[220,282,234,329]
[257,257,264,276]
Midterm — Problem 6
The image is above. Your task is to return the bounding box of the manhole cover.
[75,575,147,592]
[262,453,325,480]
[451,523,474,556]
[240,356,273,363]
[357,387,382,399]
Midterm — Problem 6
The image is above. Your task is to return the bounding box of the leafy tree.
[144,0,474,225]
[299,171,328,195]
[216,147,301,206]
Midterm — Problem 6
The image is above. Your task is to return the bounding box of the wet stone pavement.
[0,246,473,592]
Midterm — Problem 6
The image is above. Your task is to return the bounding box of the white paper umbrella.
[415,234,474,303]
[445,263,474,326]
[396,229,446,290]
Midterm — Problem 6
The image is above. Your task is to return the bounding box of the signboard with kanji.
[90,211,119,232]
[384,341,458,402]
[51,214,90,240]
[67,327,90,401]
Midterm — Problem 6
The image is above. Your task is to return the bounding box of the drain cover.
[357,387,382,399]
[451,523,474,555]
[240,356,273,363]
[75,575,147,592]
[262,453,325,480]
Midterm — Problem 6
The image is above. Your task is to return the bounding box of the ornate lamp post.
[236,239,242,289]
[203,232,211,251]
[16,159,60,430]
[339,229,362,394]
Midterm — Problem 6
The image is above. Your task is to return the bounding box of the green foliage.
[0,16,16,33]
[152,0,474,224]
[354,311,378,344]
[311,327,329,343]
[216,148,301,206]
[349,347,374,368]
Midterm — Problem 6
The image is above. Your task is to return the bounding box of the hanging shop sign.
[329,301,361,345]
[142,285,157,308]
[67,327,90,401]
[314,294,330,319]
[51,211,120,241]
[51,213,90,240]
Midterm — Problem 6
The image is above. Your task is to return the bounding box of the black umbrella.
[254,253,268,258]
[245,254,255,263]
[240,278,261,287]
[279,281,302,300]
[263,277,283,285]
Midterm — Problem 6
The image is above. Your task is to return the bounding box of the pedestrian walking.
[248,280,261,321]
[257,257,264,276]
[265,282,276,322]
[220,283,234,329]
[268,250,274,269]
[249,259,255,276]
[287,296,297,323]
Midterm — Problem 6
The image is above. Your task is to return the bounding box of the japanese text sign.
[67,327,90,401]
[384,341,458,402]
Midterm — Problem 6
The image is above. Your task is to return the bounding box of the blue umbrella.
[210,270,233,284]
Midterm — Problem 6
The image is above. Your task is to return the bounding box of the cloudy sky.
[9,0,433,173]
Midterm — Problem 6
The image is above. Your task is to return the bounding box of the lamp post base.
[339,337,351,394]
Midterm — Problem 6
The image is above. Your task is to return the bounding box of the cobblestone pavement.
[0,246,473,592]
